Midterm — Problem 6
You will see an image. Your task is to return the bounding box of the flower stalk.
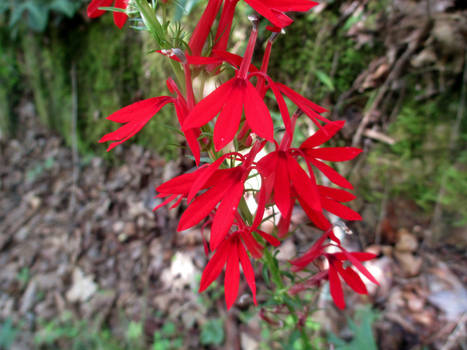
[89,0,379,343]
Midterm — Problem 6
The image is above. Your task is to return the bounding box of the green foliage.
[0,318,18,349]
[0,24,20,138]
[367,89,467,225]
[328,306,379,350]
[16,267,31,288]
[153,321,183,350]
[268,10,382,102]
[200,318,224,346]
[3,0,83,33]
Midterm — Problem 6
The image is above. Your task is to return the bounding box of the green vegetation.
[328,306,379,350]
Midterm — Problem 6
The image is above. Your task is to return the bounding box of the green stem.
[133,0,184,87]
[263,247,312,349]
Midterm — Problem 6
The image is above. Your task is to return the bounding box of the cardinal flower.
[87,0,129,29]
[326,251,378,309]
[183,17,274,151]
[291,230,379,309]
[300,121,362,189]
[244,0,318,28]
[199,230,257,309]
[199,217,280,309]
[153,166,209,211]
[256,111,361,235]
[99,96,173,151]
[177,141,265,250]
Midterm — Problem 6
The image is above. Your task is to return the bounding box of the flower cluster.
[91,0,378,310]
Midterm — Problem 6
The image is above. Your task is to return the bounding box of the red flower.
[99,96,173,151]
[243,0,318,28]
[199,230,257,309]
[166,78,201,165]
[256,114,361,236]
[257,148,328,235]
[188,0,223,56]
[87,0,129,29]
[290,231,379,309]
[300,121,362,189]
[199,217,280,309]
[153,166,209,211]
[177,141,264,250]
[326,251,378,309]
[182,17,274,151]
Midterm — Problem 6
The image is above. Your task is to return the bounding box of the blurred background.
[0,0,466,349]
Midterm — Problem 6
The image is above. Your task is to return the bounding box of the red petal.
[334,252,378,262]
[243,0,293,28]
[213,80,245,151]
[87,0,113,18]
[177,184,230,231]
[265,0,318,12]
[252,176,269,229]
[210,181,244,250]
[184,128,201,166]
[256,229,280,247]
[199,240,229,292]
[298,195,332,231]
[153,194,178,211]
[106,97,172,123]
[188,0,222,56]
[335,262,368,294]
[328,263,345,309]
[225,239,240,309]
[321,197,362,221]
[238,241,257,305]
[183,79,235,130]
[288,155,321,213]
[99,119,148,145]
[341,249,379,285]
[240,230,263,259]
[256,152,278,178]
[290,231,328,269]
[274,153,292,218]
[310,159,353,189]
[211,50,260,72]
[244,80,274,142]
[300,121,345,149]
[319,186,356,202]
[252,73,292,136]
[277,83,328,114]
[113,0,128,29]
[156,167,207,195]
[306,147,362,162]
[187,154,232,203]
[278,203,293,238]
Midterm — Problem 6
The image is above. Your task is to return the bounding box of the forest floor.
[1,100,466,350]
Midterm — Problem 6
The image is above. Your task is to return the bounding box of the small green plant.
[328,306,379,350]
[153,321,183,350]
[200,318,224,346]
[0,318,18,350]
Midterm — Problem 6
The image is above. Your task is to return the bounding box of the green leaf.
[328,306,379,350]
[200,319,224,346]
[96,6,127,13]
[173,0,201,21]
[49,0,77,17]
[0,318,18,349]
[126,321,143,341]
[161,322,175,337]
[25,2,49,32]
[315,70,335,91]
[8,3,28,29]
